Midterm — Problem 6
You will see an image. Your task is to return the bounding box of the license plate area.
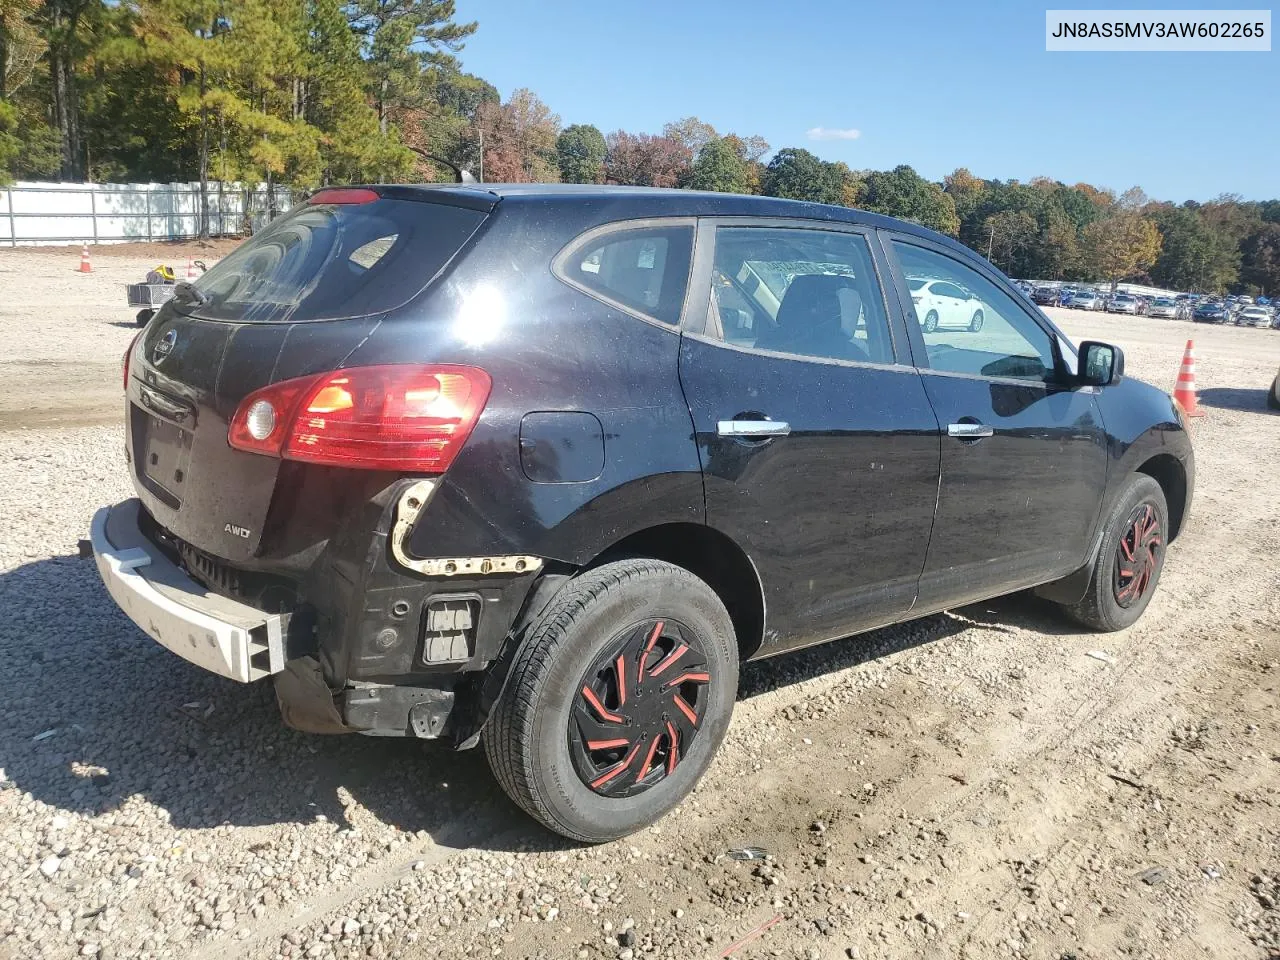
[139,414,193,508]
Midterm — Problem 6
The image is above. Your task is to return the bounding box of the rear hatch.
[125,188,492,565]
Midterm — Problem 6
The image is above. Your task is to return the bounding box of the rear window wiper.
[173,281,208,306]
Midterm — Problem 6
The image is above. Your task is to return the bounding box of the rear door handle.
[717,419,791,439]
[948,422,994,440]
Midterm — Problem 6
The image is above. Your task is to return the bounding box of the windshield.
[180,198,486,323]
[1153,299,1175,306]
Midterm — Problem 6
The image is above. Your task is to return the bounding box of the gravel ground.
[1,248,1278,960]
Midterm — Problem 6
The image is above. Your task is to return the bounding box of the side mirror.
[1078,340,1124,386]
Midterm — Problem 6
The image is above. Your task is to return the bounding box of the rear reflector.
[307,187,379,205]
[228,365,492,472]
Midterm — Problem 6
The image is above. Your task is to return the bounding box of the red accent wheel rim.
[1113,503,1162,608]
[569,619,711,798]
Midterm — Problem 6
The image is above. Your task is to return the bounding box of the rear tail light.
[228,364,491,472]
[123,330,145,390]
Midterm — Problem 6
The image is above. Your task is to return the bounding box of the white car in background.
[907,277,987,333]
[1147,297,1180,319]
[1237,306,1272,328]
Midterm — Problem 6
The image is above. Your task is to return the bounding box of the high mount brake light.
[228,365,492,472]
[307,187,379,205]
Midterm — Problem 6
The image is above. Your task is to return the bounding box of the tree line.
[1,0,1276,293]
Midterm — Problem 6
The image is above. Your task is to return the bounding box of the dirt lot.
[0,246,1277,960]
[0,243,233,431]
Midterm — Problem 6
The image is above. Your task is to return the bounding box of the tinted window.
[561,225,693,325]
[182,199,486,323]
[892,241,1058,382]
[704,226,893,365]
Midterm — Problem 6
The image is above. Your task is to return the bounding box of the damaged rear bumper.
[91,499,285,683]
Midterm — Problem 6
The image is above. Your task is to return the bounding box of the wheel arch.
[1135,453,1187,542]
[586,522,766,662]
[1035,457,1186,607]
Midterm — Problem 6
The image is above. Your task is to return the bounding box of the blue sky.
[456,0,1277,201]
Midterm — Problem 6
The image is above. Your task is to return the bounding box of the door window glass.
[892,241,1058,382]
[705,227,893,365]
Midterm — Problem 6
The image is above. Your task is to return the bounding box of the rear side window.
[556,224,694,325]
[181,199,486,323]
[704,226,894,365]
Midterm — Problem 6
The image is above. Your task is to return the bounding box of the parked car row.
[1192,297,1280,328]
[1014,280,1280,328]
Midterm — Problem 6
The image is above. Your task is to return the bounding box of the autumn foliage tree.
[604,131,689,188]
[1082,213,1163,290]
[477,87,558,182]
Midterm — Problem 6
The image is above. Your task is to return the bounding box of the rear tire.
[969,310,984,332]
[136,309,154,327]
[923,310,939,333]
[1057,474,1168,632]
[1268,377,1280,410]
[484,559,738,843]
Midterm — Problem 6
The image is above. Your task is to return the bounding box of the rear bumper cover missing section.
[91,499,285,683]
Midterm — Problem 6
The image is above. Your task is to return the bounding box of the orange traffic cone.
[1173,339,1205,417]
[79,244,92,273]
[185,257,196,280]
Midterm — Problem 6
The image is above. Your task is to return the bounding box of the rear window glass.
[179,199,486,323]
[558,225,694,325]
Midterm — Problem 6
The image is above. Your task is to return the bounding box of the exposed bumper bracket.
[389,479,543,578]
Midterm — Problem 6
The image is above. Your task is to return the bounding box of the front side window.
[559,225,693,325]
[892,241,1058,382]
[703,226,894,365]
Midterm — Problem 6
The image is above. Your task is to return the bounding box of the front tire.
[969,309,984,332]
[1057,475,1168,632]
[1268,377,1280,410]
[484,559,738,842]
[136,309,154,327]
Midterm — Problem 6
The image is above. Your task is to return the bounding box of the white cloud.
[806,127,862,142]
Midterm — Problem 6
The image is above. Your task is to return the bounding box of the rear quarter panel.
[340,200,705,565]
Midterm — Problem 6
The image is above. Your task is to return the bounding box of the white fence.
[0,181,293,246]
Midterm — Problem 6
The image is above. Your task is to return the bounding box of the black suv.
[94,185,1194,841]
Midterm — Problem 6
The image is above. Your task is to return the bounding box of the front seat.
[754,274,868,361]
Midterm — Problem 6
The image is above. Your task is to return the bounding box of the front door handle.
[948,422,994,440]
[717,419,791,439]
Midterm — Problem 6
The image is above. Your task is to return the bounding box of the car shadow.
[0,554,1080,851]
[108,321,145,330]
[1197,386,1277,413]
